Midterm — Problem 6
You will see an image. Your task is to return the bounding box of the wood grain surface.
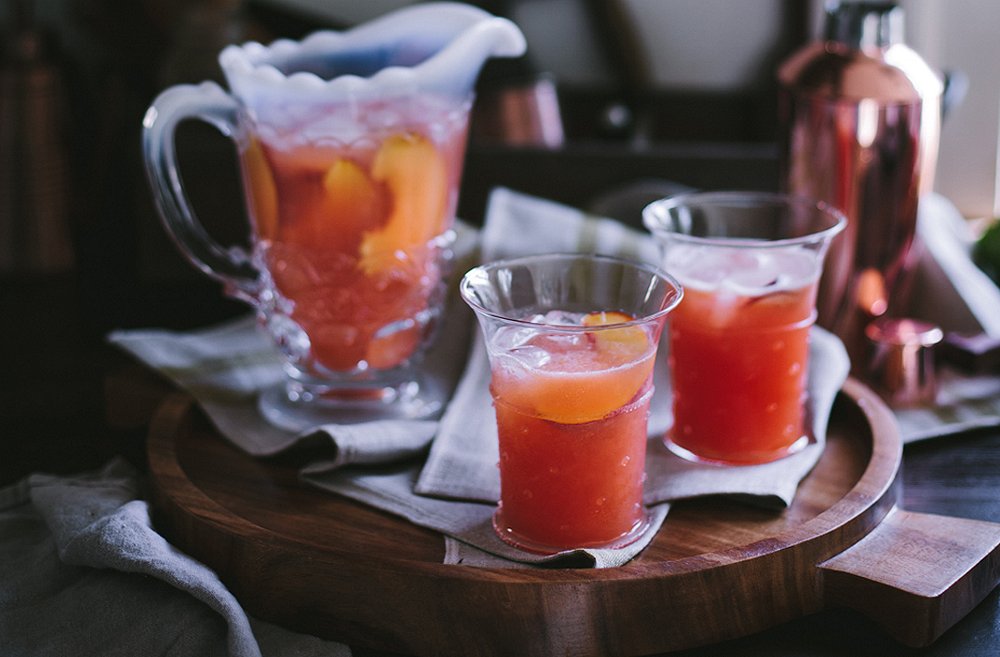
[146,378,1000,657]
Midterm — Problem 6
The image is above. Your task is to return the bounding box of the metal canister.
[777,1,943,370]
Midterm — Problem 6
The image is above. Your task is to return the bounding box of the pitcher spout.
[408,2,528,96]
[219,2,525,106]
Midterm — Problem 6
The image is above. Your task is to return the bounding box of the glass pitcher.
[142,3,525,429]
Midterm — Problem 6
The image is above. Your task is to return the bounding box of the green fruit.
[973,220,1000,284]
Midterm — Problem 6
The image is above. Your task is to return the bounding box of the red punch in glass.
[644,192,845,465]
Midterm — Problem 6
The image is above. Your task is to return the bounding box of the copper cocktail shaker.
[777,1,943,370]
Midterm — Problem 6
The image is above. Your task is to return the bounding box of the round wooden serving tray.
[147,378,1000,657]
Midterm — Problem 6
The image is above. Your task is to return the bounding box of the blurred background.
[1,0,997,480]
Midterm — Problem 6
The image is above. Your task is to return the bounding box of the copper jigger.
[866,317,943,407]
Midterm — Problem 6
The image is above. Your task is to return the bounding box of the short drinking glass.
[643,191,846,465]
[460,253,683,553]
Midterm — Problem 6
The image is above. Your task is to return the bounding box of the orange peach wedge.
[320,159,390,248]
[242,139,278,240]
[582,311,651,365]
[359,132,448,274]
[496,361,652,425]
[278,158,389,253]
[495,312,655,425]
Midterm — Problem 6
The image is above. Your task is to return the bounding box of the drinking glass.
[460,253,683,553]
[643,192,846,465]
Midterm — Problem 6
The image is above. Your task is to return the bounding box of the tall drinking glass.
[460,254,683,553]
[140,5,525,429]
[643,192,846,465]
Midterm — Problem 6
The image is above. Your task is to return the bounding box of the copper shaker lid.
[823,1,904,49]
[779,1,942,103]
[865,317,943,407]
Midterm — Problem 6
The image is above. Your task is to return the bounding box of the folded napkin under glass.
[111,187,853,568]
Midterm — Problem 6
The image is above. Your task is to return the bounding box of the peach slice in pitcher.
[359,132,448,274]
[367,322,422,370]
[242,139,279,241]
[322,159,391,247]
[279,158,390,254]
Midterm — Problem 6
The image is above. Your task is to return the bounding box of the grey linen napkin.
[0,459,350,657]
[896,193,1000,441]
[308,187,849,567]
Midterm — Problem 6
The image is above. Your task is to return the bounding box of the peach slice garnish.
[243,139,278,240]
[494,311,655,425]
[581,310,635,326]
[359,132,448,274]
[495,358,654,425]
[581,311,651,365]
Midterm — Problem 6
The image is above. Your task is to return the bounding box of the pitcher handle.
[141,81,259,302]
